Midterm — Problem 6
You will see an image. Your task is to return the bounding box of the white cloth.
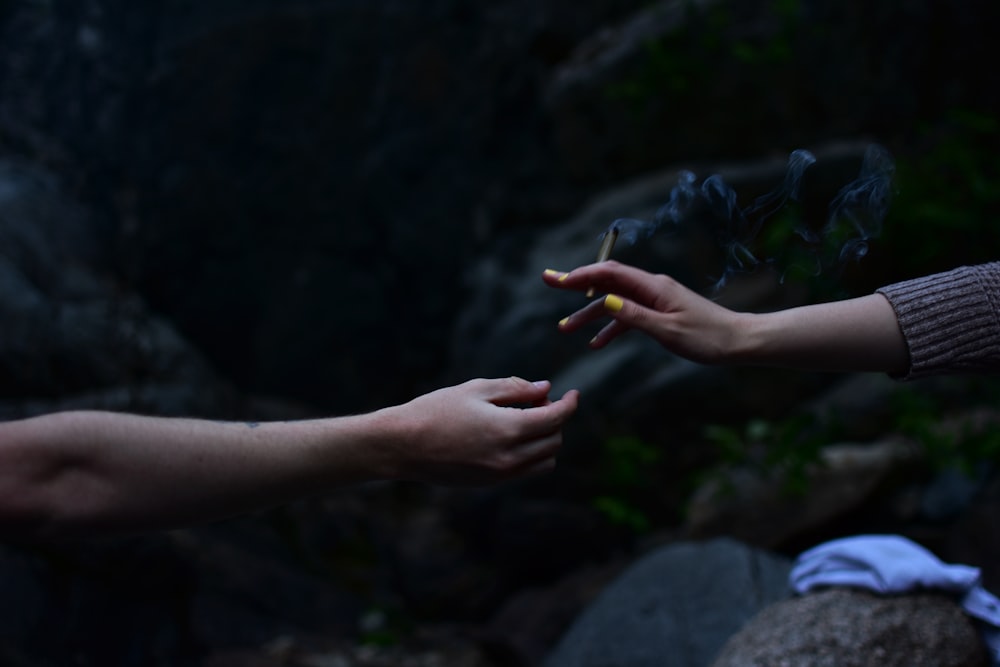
[790,534,1000,665]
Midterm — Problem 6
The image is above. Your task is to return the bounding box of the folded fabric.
[790,534,1000,665]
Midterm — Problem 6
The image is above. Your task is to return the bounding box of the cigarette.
[586,228,618,297]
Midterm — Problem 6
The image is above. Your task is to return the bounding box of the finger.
[479,376,551,405]
[589,319,630,348]
[546,261,668,306]
[514,389,580,434]
[542,268,573,287]
[531,395,553,408]
[509,431,563,465]
[597,293,676,345]
[557,298,616,333]
[557,293,645,341]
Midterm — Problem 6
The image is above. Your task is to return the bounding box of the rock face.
[684,437,921,549]
[3,0,998,411]
[710,588,989,667]
[543,538,792,667]
[1,0,653,412]
[0,159,239,420]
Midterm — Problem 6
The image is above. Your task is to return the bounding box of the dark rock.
[543,538,792,667]
[0,159,240,419]
[0,0,650,412]
[544,0,1000,184]
[481,559,630,667]
[0,536,204,667]
[684,438,921,550]
[710,588,989,667]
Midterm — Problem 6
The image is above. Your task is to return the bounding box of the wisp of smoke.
[603,145,894,292]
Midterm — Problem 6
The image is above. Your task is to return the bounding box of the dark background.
[3,0,998,412]
[2,1,1000,665]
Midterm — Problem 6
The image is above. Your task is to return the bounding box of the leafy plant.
[882,109,1000,276]
[702,412,831,497]
[591,495,651,534]
[890,384,1000,475]
[590,435,662,534]
[605,0,800,113]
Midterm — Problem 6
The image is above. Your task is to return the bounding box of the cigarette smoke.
[605,144,894,291]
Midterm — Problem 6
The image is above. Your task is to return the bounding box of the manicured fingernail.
[532,380,549,388]
[604,294,624,312]
[544,269,568,280]
[558,317,569,327]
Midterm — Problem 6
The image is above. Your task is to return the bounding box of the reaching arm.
[732,294,909,373]
[544,260,1000,377]
[0,377,579,539]
[542,261,910,374]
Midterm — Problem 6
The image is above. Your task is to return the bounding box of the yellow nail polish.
[544,269,560,276]
[558,317,569,327]
[604,294,624,312]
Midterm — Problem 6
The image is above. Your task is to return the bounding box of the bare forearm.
[732,294,909,373]
[0,377,580,539]
[0,410,397,538]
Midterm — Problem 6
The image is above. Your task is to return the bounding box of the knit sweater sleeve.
[875,262,1000,379]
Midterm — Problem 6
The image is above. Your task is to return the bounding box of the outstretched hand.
[542,261,742,364]
[543,260,910,374]
[384,377,580,486]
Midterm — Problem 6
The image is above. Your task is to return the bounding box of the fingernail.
[558,317,569,327]
[531,380,549,388]
[544,269,567,279]
[604,294,624,312]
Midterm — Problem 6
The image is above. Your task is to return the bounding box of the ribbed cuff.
[876,263,1000,380]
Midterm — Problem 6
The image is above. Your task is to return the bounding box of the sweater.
[877,262,1000,380]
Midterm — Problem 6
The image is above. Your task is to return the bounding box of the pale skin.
[542,261,910,375]
[0,377,579,540]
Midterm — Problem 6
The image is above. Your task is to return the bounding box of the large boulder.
[0,0,650,411]
[710,588,989,667]
[684,437,921,549]
[543,538,792,667]
[0,159,238,419]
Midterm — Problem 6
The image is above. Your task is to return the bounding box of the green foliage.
[358,606,411,648]
[698,380,1000,503]
[890,384,1000,475]
[605,0,800,113]
[590,435,662,534]
[591,495,651,534]
[882,109,1000,276]
[600,434,662,487]
[702,412,831,497]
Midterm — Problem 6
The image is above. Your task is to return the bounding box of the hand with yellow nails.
[543,262,743,364]
[542,260,911,373]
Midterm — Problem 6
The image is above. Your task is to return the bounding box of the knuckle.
[486,450,519,474]
[654,273,676,290]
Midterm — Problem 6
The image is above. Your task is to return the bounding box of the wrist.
[725,311,769,365]
[358,404,422,482]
